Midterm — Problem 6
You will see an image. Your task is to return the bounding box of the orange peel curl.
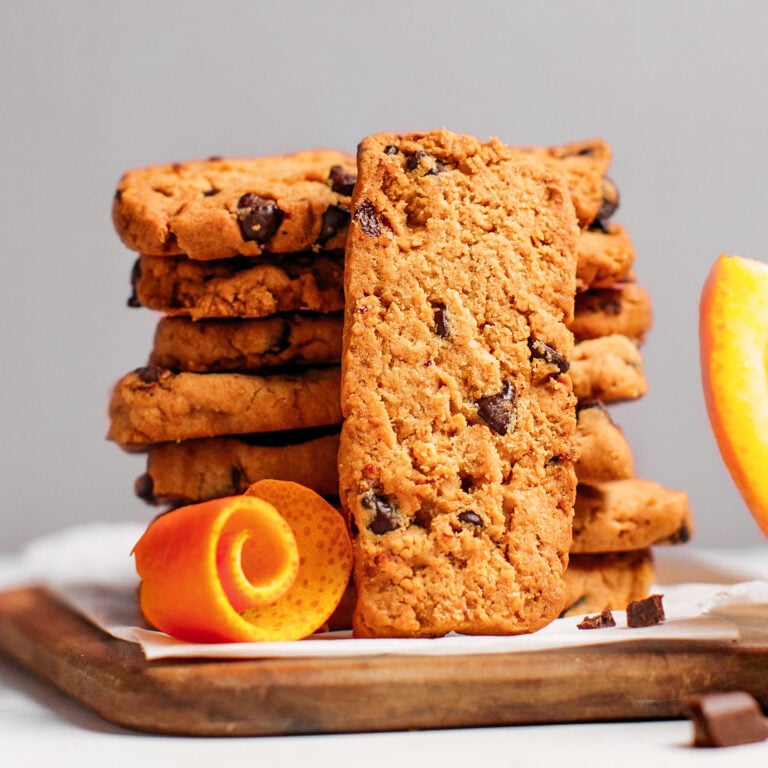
[133,481,353,642]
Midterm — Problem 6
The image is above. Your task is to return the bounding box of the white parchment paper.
[3,522,767,661]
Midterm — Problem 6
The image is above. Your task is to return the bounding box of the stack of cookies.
[107,150,360,503]
[531,139,693,616]
[106,133,691,628]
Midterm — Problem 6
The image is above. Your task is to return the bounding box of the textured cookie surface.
[571,282,653,343]
[137,429,341,505]
[562,549,655,617]
[570,334,648,402]
[149,313,344,373]
[571,477,693,553]
[574,400,634,483]
[130,252,345,320]
[340,129,580,638]
[107,366,341,448]
[575,223,636,292]
[113,150,357,260]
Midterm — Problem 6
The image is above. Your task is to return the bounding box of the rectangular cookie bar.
[339,129,580,637]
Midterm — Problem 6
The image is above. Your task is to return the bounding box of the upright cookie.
[113,150,356,260]
[107,366,342,448]
[575,223,636,292]
[340,129,580,638]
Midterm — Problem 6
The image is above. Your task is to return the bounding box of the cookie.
[562,549,655,617]
[129,252,345,320]
[340,129,580,638]
[113,149,357,260]
[574,400,634,483]
[570,477,693,554]
[570,282,653,343]
[107,365,342,449]
[519,138,614,228]
[575,223,636,292]
[136,428,341,505]
[569,334,648,402]
[149,313,344,373]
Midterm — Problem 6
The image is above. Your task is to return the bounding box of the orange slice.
[699,253,768,536]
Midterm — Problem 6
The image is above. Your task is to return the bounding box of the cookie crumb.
[576,609,616,630]
[626,593,665,627]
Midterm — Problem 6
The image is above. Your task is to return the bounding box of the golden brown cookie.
[136,428,341,505]
[113,150,356,260]
[149,313,344,373]
[571,478,693,554]
[340,129,580,638]
[575,223,636,292]
[107,366,342,449]
[562,549,655,617]
[129,252,345,320]
[574,400,634,483]
[569,334,648,402]
[570,282,653,343]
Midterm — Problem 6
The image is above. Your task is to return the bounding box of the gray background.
[2,0,767,553]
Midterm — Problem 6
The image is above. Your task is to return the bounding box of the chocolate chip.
[626,593,665,627]
[588,217,611,234]
[384,145,399,155]
[459,473,475,493]
[353,198,382,237]
[577,610,616,630]
[316,204,351,246]
[127,259,142,308]
[477,381,517,435]
[268,317,293,355]
[529,338,570,374]
[567,146,596,158]
[597,177,620,222]
[432,303,449,337]
[664,520,692,545]
[362,491,400,534]
[114,188,122,202]
[405,150,425,171]
[134,473,155,503]
[203,188,220,197]
[576,398,610,417]
[230,465,244,493]
[458,511,483,527]
[424,161,445,176]
[236,193,285,245]
[134,365,167,384]
[328,165,356,196]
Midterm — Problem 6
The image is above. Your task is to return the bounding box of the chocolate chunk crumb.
[477,381,517,435]
[316,204,351,246]
[432,303,449,337]
[134,473,155,503]
[353,198,382,237]
[362,491,400,534]
[626,593,665,627]
[237,193,285,244]
[329,165,357,195]
[127,259,142,307]
[529,338,570,374]
[687,692,768,748]
[577,610,616,630]
[458,511,483,527]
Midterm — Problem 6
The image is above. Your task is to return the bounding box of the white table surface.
[1,528,768,768]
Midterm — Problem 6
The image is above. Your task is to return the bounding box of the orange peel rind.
[133,482,353,642]
[699,253,768,537]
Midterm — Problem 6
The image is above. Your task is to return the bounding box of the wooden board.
[1,585,767,736]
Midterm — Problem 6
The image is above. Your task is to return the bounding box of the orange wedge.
[699,253,768,536]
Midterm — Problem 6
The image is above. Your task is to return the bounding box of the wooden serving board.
[1,585,767,736]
